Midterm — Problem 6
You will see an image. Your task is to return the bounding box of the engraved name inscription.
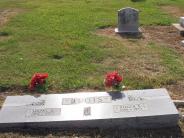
[85,96,112,104]
[26,108,61,118]
[62,96,112,105]
[26,100,45,106]
[113,103,148,113]
[128,95,144,101]
[62,98,83,105]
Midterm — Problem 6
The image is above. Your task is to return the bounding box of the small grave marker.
[173,17,184,36]
[115,7,141,34]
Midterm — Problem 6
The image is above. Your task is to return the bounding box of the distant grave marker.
[180,17,184,27]
[173,17,184,36]
[181,40,184,46]
[115,7,141,34]
[0,89,179,129]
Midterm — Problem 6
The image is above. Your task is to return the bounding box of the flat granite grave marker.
[115,7,141,34]
[0,88,179,129]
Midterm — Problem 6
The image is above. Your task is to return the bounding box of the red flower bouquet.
[104,71,123,91]
[29,73,48,92]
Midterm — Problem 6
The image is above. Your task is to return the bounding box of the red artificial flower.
[29,73,48,91]
[104,71,122,87]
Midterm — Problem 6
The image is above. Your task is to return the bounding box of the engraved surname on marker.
[128,95,144,101]
[62,96,112,105]
[62,98,82,105]
[26,108,61,117]
[85,97,95,104]
[85,96,112,104]
[95,96,112,103]
[113,103,147,113]
[27,100,45,106]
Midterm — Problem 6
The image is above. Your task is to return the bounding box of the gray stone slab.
[173,23,184,31]
[180,17,184,27]
[115,7,140,33]
[181,40,184,46]
[0,88,179,129]
[172,23,184,36]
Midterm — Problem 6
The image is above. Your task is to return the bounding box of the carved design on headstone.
[26,108,61,118]
[84,107,91,116]
[113,103,148,113]
[115,7,140,33]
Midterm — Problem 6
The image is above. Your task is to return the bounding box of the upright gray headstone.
[0,89,179,129]
[115,7,140,33]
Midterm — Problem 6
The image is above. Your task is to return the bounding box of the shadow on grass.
[0,32,9,36]
[118,32,143,39]
[131,0,146,2]
[0,126,183,138]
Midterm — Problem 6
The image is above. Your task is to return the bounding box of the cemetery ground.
[0,0,184,137]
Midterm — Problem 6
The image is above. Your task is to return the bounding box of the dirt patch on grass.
[96,26,184,53]
[96,25,184,71]
[0,8,24,41]
[143,26,184,52]
[0,35,10,41]
[166,80,184,100]
[0,9,23,27]
[96,26,184,99]
[161,5,184,17]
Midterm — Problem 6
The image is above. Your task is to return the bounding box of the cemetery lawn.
[1,1,184,94]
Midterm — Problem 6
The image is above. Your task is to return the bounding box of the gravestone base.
[115,28,142,37]
[0,115,178,129]
[115,28,141,33]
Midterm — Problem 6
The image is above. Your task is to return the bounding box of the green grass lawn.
[0,0,184,92]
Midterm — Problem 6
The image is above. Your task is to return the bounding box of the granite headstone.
[0,88,179,129]
[115,7,140,33]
